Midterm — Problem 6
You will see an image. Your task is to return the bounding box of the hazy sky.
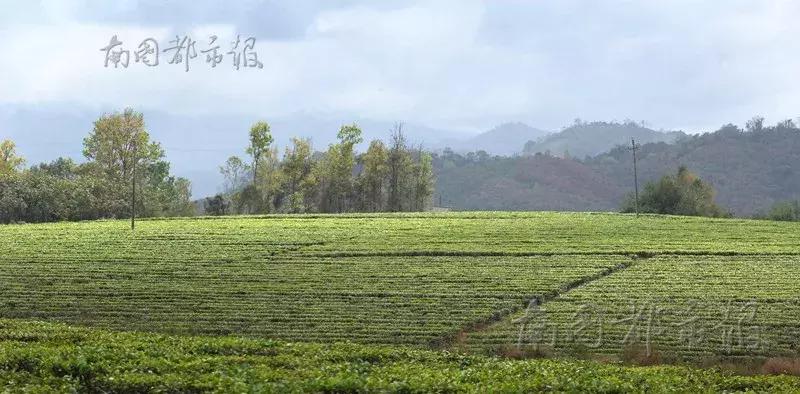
[2,0,800,132]
[2,0,800,196]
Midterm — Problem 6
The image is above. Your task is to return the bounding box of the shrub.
[766,200,800,222]
[622,166,728,217]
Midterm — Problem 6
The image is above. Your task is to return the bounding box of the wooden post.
[131,134,137,230]
[631,138,639,216]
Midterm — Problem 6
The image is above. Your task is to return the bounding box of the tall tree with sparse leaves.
[413,150,435,211]
[387,123,413,212]
[358,140,389,211]
[220,156,250,195]
[323,124,363,213]
[247,121,273,186]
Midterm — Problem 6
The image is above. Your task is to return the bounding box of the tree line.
[207,122,435,215]
[1,111,437,223]
[0,109,193,224]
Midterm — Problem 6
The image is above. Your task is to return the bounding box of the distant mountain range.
[437,122,550,156]
[435,120,684,159]
[523,121,685,159]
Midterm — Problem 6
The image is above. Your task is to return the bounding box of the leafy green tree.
[256,146,282,213]
[765,200,800,221]
[83,109,193,219]
[0,173,27,223]
[234,185,261,214]
[171,178,194,216]
[337,123,364,147]
[219,156,250,195]
[204,194,229,216]
[149,176,194,217]
[318,145,341,212]
[281,138,317,213]
[387,124,413,212]
[30,157,78,179]
[0,139,25,175]
[413,151,435,211]
[15,171,68,222]
[358,140,389,211]
[83,109,167,219]
[216,120,436,215]
[322,124,363,213]
[622,166,726,217]
[27,158,96,220]
[0,112,194,223]
[74,161,129,218]
[83,109,163,183]
[246,121,273,186]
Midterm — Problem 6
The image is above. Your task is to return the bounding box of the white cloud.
[1,0,800,133]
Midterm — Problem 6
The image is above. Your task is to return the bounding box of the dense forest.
[435,118,800,216]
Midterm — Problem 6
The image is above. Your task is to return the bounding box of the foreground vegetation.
[1,212,799,365]
[0,319,798,392]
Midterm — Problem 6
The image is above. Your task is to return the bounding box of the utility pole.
[631,138,639,216]
[131,132,138,231]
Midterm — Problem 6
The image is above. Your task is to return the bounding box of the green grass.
[0,319,798,393]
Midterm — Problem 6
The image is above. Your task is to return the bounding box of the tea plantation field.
[0,319,798,393]
[1,212,800,390]
[464,255,800,361]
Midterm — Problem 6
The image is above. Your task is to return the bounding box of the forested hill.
[523,120,685,159]
[434,122,800,216]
